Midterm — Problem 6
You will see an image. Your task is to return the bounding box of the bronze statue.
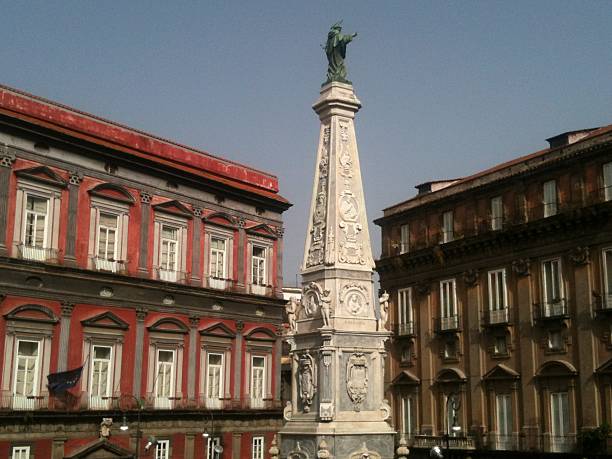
[324,21,357,85]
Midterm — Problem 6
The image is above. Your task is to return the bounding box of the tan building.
[375,126,612,456]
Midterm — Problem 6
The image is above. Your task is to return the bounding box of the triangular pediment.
[65,439,133,458]
[153,200,193,219]
[200,322,235,338]
[245,326,276,341]
[81,311,129,330]
[596,357,612,375]
[148,317,189,334]
[204,211,236,228]
[15,165,67,188]
[4,304,59,324]
[88,183,135,205]
[246,223,278,239]
[391,370,420,386]
[483,364,520,381]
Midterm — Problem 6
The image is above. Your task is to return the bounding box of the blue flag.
[47,365,84,394]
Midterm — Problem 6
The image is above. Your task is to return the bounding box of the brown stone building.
[0,84,291,459]
[375,125,612,456]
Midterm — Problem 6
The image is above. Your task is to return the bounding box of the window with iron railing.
[401,395,415,437]
[397,288,414,335]
[542,259,565,315]
[206,353,224,409]
[550,392,571,452]
[440,279,458,329]
[543,180,558,218]
[488,269,509,323]
[604,162,612,202]
[604,249,612,310]
[155,349,176,409]
[495,393,513,448]
[89,345,113,410]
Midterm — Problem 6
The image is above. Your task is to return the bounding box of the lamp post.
[444,392,462,454]
[119,396,144,459]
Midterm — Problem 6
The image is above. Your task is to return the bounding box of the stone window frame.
[1,304,58,402]
[439,278,458,321]
[87,196,131,271]
[244,328,276,402]
[251,436,265,459]
[12,177,63,260]
[399,222,410,254]
[11,445,32,459]
[601,247,612,307]
[155,439,171,459]
[603,161,612,201]
[441,210,454,243]
[152,212,189,281]
[540,257,566,307]
[542,179,558,218]
[203,225,235,286]
[487,268,509,312]
[198,324,235,402]
[247,236,274,290]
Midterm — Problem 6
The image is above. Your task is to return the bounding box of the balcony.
[155,268,188,284]
[534,299,569,322]
[594,293,612,315]
[546,435,576,453]
[93,257,126,274]
[248,283,273,296]
[435,315,461,333]
[205,276,239,292]
[395,321,416,337]
[486,434,520,451]
[483,307,511,327]
[18,244,58,263]
[412,435,476,450]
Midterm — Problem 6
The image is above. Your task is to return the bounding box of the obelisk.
[279,23,395,459]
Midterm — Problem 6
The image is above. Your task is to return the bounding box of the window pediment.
[435,367,467,384]
[15,166,67,188]
[483,364,520,381]
[536,360,577,378]
[245,223,278,239]
[596,357,612,375]
[4,304,59,324]
[81,311,129,330]
[64,438,133,458]
[88,183,135,205]
[200,322,235,338]
[148,317,189,334]
[245,326,276,341]
[391,369,420,386]
[204,212,237,229]
[153,200,193,219]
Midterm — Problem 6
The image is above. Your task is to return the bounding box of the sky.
[1,1,610,285]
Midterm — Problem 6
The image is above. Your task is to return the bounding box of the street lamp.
[444,392,462,451]
[118,396,145,459]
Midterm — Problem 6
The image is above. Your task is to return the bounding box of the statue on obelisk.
[278,23,396,459]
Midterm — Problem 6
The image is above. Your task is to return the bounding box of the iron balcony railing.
[546,435,576,453]
[412,435,476,450]
[248,283,274,297]
[485,434,520,451]
[18,244,58,263]
[154,268,189,284]
[594,293,612,314]
[534,299,569,321]
[204,276,239,292]
[93,257,127,274]
[395,321,416,337]
[435,315,461,333]
[483,307,511,326]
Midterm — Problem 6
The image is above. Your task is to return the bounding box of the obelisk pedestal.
[279,81,395,459]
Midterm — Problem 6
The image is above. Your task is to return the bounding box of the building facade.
[0,84,291,459]
[375,126,612,456]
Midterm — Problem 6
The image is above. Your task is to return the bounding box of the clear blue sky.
[1,1,610,285]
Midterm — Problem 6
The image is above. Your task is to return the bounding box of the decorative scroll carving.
[299,352,316,412]
[349,443,381,459]
[346,352,368,410]
[380,398,391,420]
[139,191,152,204]
[287,442,309,459]
[269,435,280,459]
[512,258,530,276]
[569,246,590,265]
[192,207,203,218]
[302,282,327,319]
[306,125,331,268]
[61,301,75,318]
[99,418,113,438]
[317,440,331,459]
[0,144,15,168]
[462,269,479,287]
[283,401,293,421]
[136,307,148,322]
[340,283,369,316]
[68,171,82,186]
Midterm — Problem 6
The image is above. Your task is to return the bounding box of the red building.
[0,84,291,459]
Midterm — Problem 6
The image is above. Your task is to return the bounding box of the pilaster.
[233,320,244,403]
[187,316,199,399]
[57,302,74,372]
[232,432,242,459]
[275,227,284,297]
[52,437,66,459]
[64,171,82,266]
[138,191,151,277]
[133,307,148,398]
[0,145,16,256]
[191,208,202,285]
[237,218,246,288]
[465,280,485,434]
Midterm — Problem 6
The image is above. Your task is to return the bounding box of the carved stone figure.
[346,353,368,410]
[378,291,389,330]
[99,417,113,438]
[320,289,332,327]
[324,21,357,84]
[299,353,316,412]
[286,297,299,333]
[283,401,293,421]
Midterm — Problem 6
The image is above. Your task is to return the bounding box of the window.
[542,259,564,315]
[94,212,123,272]
[548,330,564,351]
[604,162,612,201]
[250,356,266,408]
[21,194,50,261]
[155,440,170,459]
[11,446,30,459]
[159,225,179,281]
[401,395,414,436]
[155,349,176,409]
[445,394,460,436]
[397,288,414,335]
[550,392,570,451]
[603,249,612,309]
[13,340,40,410]
[440,279,458,330]
[400,342,413,365]
[252,436,264,459]
[89,345,112,409]
[496,394,513,449]
[543,180,557,217]
[444,338,458,359]
[488,269,508,323]
[88,195,130,273]
[207,437,222,459]
[206,353,224,408]
[209,237,227,289]
[494,335,508,356]
[442,211,454,243]
[491,196,503,230]
[252,246,266,285]
[400,223,410,254]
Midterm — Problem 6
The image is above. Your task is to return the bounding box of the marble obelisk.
[279,80,395,459]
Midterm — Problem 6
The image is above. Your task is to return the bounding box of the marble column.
[138,191,152,277]
[63,172,82,266]
[187,316,199,399]
[233,321,244,404]
[0,147,16,256]
[57,302,74,372]
[191,208,202,285]
[133,307,148,398]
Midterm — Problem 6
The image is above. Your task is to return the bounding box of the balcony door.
[155,349,176,408]
[206,353,224,409]
[13,340,40,410]
[495,394,513,449]
[250,356,266,408]
[550,392,570,452]
[89,345,112,409]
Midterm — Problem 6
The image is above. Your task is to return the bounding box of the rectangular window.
[24,195,48,248]
[206,353,224,405]
[207,437,222,459]
[160,225,179,281]
[251,246,266,286]
[252,436,264,459]
[250,356,266,408]
[548,330,563,351]
[401,395,414,436]
[97,213,118,260]
[155,349,176,409]
[488,269,508,320]
[543,180,558,217]
[440,279,457,329]
[210,238,227,279]
[491,196,503,230]
[13,339,40,410]
[496,394,513,449]
[542,259,564,314]
[397,288,413,335]
[604,162,612,201]
[551,392,570,451]
[400,223,410,254]
[604,249,612,309]
[494,336,508,355]
[442,211,454,243]
[155,440,170,459]
[89,345,112,409]
[11,446,30,459]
